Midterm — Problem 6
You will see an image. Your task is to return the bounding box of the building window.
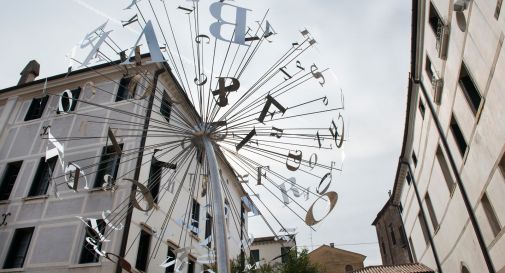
[462,265,470,273]
[205,213,212,248]
[28,157,57,197]
[436,146,456,193]
[250,249,260,263]
[419,99,426,119]
[0,161,23,201]
[57,87,81,114]
[281,247,291,263]
[165,246,176,273]
[161,91,173,123]
[93,144,123,188]
[24,96,49,121]
[3,227,34,269]
[389,225,397,245]
[381,241,387,255]
[191,199,200,236]
[496,0,503,19]
[459,63,482,115]
[187,258,195,273]
[418,212,430,245]
[149,159,162,203]
[429,2,444,40]
[499,152,505,178]
[409,237,417,262]
[79,219,106,264]
[398,226,407,246]
[425,55,434,80]
[345,265,354,272]
[425,194,439,230]
[450,116,468,156]
[135,230,152,272]
[412,151,418,167]
[406,173,412,185]
[116,76,136,102]
[482,193,502,237]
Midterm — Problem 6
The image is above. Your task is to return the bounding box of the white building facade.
[0,59,250,273]
[387,0,505,273]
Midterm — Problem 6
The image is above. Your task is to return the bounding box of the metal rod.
[402,161,443,273]
[414,78,496,273]
[203,137,230,273]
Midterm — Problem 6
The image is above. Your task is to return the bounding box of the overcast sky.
[0,0,411,266]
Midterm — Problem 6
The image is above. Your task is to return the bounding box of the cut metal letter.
[286,150,302,171]
[270,127,284,139]
[311,64,326,86]
[305,191,338,226]
[236,128,256,151]
[211,77,240,107]
[209,2,250,45]
[258,95,287,123]
[329,114,345,148]
[121,21,165,65]
[125,179,155,212]
[107,128,123,156]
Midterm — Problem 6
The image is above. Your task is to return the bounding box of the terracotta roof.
[351,263,434,273]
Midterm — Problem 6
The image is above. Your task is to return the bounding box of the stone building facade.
[308,245,365,273]
[0,58,250,273]
[379,0,505,273]
[372,198,413,266]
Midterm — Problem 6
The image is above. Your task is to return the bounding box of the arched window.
[462,265,470,273]
[345,265,354,272]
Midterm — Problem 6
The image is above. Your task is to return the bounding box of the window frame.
[135,230,152,272]
[250,249,260,263]
[191,199,200,236]
[148,159,163,204]
[24,95,49,121]
[481,193,502,237]
[79,219,107,264]
[160,90,173,123]
[57,87,81,114]
[28,157,57,197]
[458,63,482,115]
[450,115,468,157]
[93,144,123,188]
[116,76,136,102]
[0,161,23,201]
[425,194,439,230]
[3,227,35,269]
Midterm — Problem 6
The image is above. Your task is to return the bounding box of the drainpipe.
[401,161,443,273]
[116,68,166,273]
[413,78,496,273]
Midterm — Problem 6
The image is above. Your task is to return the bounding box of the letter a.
[121,20,164,65]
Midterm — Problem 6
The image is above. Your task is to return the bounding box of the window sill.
[22,195,49,202]
[88,187,105,193]
[189,232,200,242]
[68,262,102,269]
[0,200,10,205]
[0,268,25,272]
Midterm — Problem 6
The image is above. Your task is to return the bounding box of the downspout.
[401,161,443,273]
[116,68,166,273]
[412,78,496,273]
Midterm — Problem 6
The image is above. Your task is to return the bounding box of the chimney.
[330,243,335,248]
[18,60,40,85]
